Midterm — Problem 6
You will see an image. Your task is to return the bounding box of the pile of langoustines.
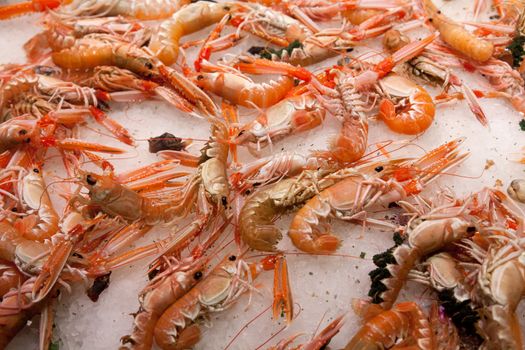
[0,0,525,348]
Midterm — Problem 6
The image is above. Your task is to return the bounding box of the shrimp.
[344,302,435,349]
[119,257,207,350]
[52,37,161,81]
[250,6,408,67]
[377,73,436,135]
[288,139,467,254]
[369,212,475,310]
[475,239,525,349]
[240,168,342,252]
[58,0,189,20]
[72,167,185,225]
[231,152,327,191]
[312,68,370,163]
[18,167,60,241]
[0,279,57,349]
[78,121,229,224]
[0,262,26,298]
[148,2,240,65]
[196,58,311,109]
[196,71,294,109]
[0,0,60,20]
[118,220,230,350]
[233,94,325,150]
[421,0,494,62]
[153,253,285,349]
[238,3,313,45]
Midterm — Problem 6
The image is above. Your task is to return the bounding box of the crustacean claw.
[270,255,293,324]
[32,225,84,303]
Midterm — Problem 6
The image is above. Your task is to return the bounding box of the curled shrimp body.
[234,94,325,149]
[119,257,206,350]
[344,302,435,350]
[60,0,189,20]
[475,240,525,349]
[370,216,472,311]
[378,73,435,135]
[0,262,26,298]
[0,279,56,350]
[237,3,312,46]
[198,121,230,209]
[196,71,294,109]
[240,170,338,251]
[288,139,467,254]
[19,168,60,241]
[0,72,38,110]
[153,254,273,349]
[422,0,493,62]
[315,69,369,163]
[148,2,238,65]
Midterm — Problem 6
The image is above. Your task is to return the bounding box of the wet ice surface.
[2,0,525,349]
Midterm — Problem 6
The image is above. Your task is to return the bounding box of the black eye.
[11,207,17,212]
[193,271,203,280]
[19,129,27,135]
[196,75,204,80]
[86,175,97,186]
[375,166,384,172]
[467,226,476,233]
[221,196,227,206]
[145,62,153,69]
[33,168,39,173]
[228,255,236,261]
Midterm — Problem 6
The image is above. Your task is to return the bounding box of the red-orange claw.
[32,225,83,303]
[272,255,293,324]
[0,0,61,20]
[89,106,135,146]
[53,138,126,154]
[95,89,111,102]
[373,57,394,79]
[235,58,312,82]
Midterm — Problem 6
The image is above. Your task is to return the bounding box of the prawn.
[196,58,311,109]
[421,0,494,62]
[148,2,240,65]
[233,93,325,151]
[239,167,341,252]
[377,73,436,135]
[288,138,467,254]
[344,302,435,349]
[153,253,289,350]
